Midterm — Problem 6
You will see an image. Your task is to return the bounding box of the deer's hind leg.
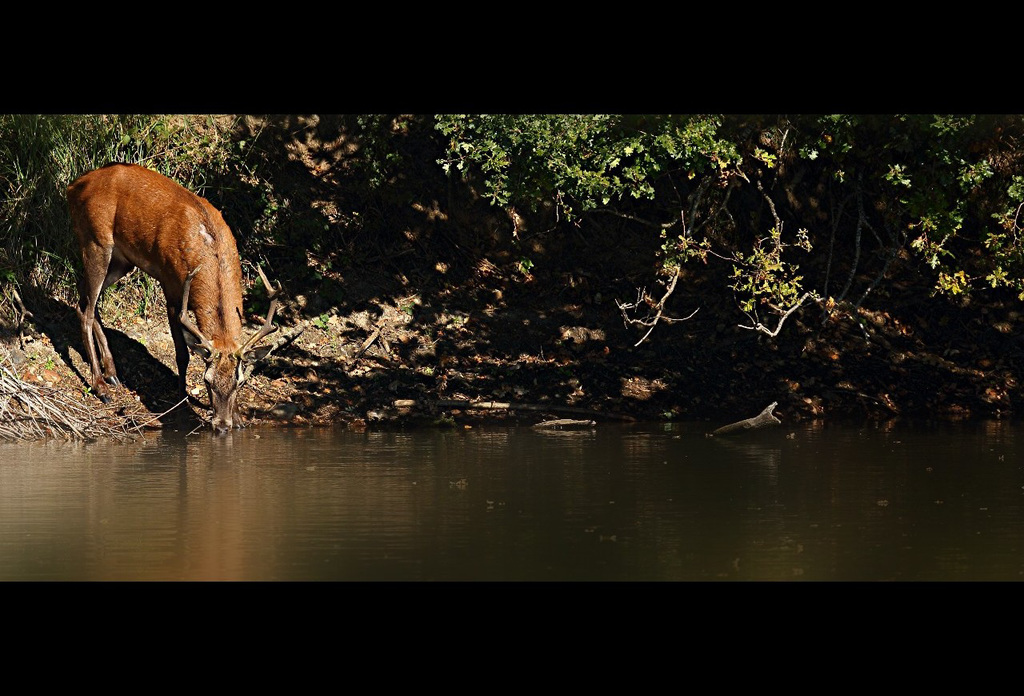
[76,242,134,401]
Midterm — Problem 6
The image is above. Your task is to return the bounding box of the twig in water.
[129,396,190,432]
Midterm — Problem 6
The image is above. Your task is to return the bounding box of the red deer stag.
[67,162,297,433]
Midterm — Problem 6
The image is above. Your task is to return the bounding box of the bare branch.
[591,208,670,230]
[11,286,31,322]
[738,292,812,337]
[614,170,742,347]
[616,264,699,348]
[11,286,33,350]
[837,182,865,303]
[1013,200,1024,235]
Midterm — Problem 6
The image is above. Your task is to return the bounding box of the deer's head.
[180,265,287,433]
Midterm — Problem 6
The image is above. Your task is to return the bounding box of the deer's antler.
[180,266,216,356]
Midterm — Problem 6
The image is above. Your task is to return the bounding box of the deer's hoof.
[105,376,120,387]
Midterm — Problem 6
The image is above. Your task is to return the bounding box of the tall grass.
[0,114,249,326]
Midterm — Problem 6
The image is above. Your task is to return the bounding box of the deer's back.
[68,163,240,291]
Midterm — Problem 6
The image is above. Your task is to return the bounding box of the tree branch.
[738,292,812,337]
[616,266,699,347]
[615,208,702,346]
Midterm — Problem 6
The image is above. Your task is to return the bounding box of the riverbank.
[3,115,1023,440]
[2,243,1021,441]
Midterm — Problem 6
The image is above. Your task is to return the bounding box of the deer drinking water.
[67,162,297,433]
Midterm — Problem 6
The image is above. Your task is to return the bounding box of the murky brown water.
[1,419,1021,581]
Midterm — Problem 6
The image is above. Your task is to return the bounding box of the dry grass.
[0,360,161,442]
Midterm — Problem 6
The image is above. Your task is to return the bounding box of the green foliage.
[350,115,418,189]
[987,171,1024,299]
[729,226,812,314]
[0,114,262,322]
[435,114,740,220]
[840,114,1020,297]
[7,112,1024,339]
[661,232,710,269]
[937,270,969,295]
[0,114,125,296]
[797,114,857,170]
[436,113,1024,336]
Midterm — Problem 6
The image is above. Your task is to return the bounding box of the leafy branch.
[730,180,817,337]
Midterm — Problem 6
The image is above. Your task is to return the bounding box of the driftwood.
[409,399,635,422]
[709,401,781,437]
[532,418,596,429]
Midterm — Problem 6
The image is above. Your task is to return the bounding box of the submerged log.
[710,402,781,437]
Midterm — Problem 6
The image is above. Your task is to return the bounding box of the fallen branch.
[532,418,596,429]
[831,388,899,413]
[353,327,381,360]
[0,362,143,442]
[709,401,781,437]
[258,321,306,361]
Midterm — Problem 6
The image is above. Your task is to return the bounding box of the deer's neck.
[189,258,244,352]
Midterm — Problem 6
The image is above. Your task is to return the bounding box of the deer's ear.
[247,345,275,363]
[183,331,213,360]
[237,360,255,386]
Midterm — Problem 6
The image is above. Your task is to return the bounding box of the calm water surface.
[1,420,1021,581]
